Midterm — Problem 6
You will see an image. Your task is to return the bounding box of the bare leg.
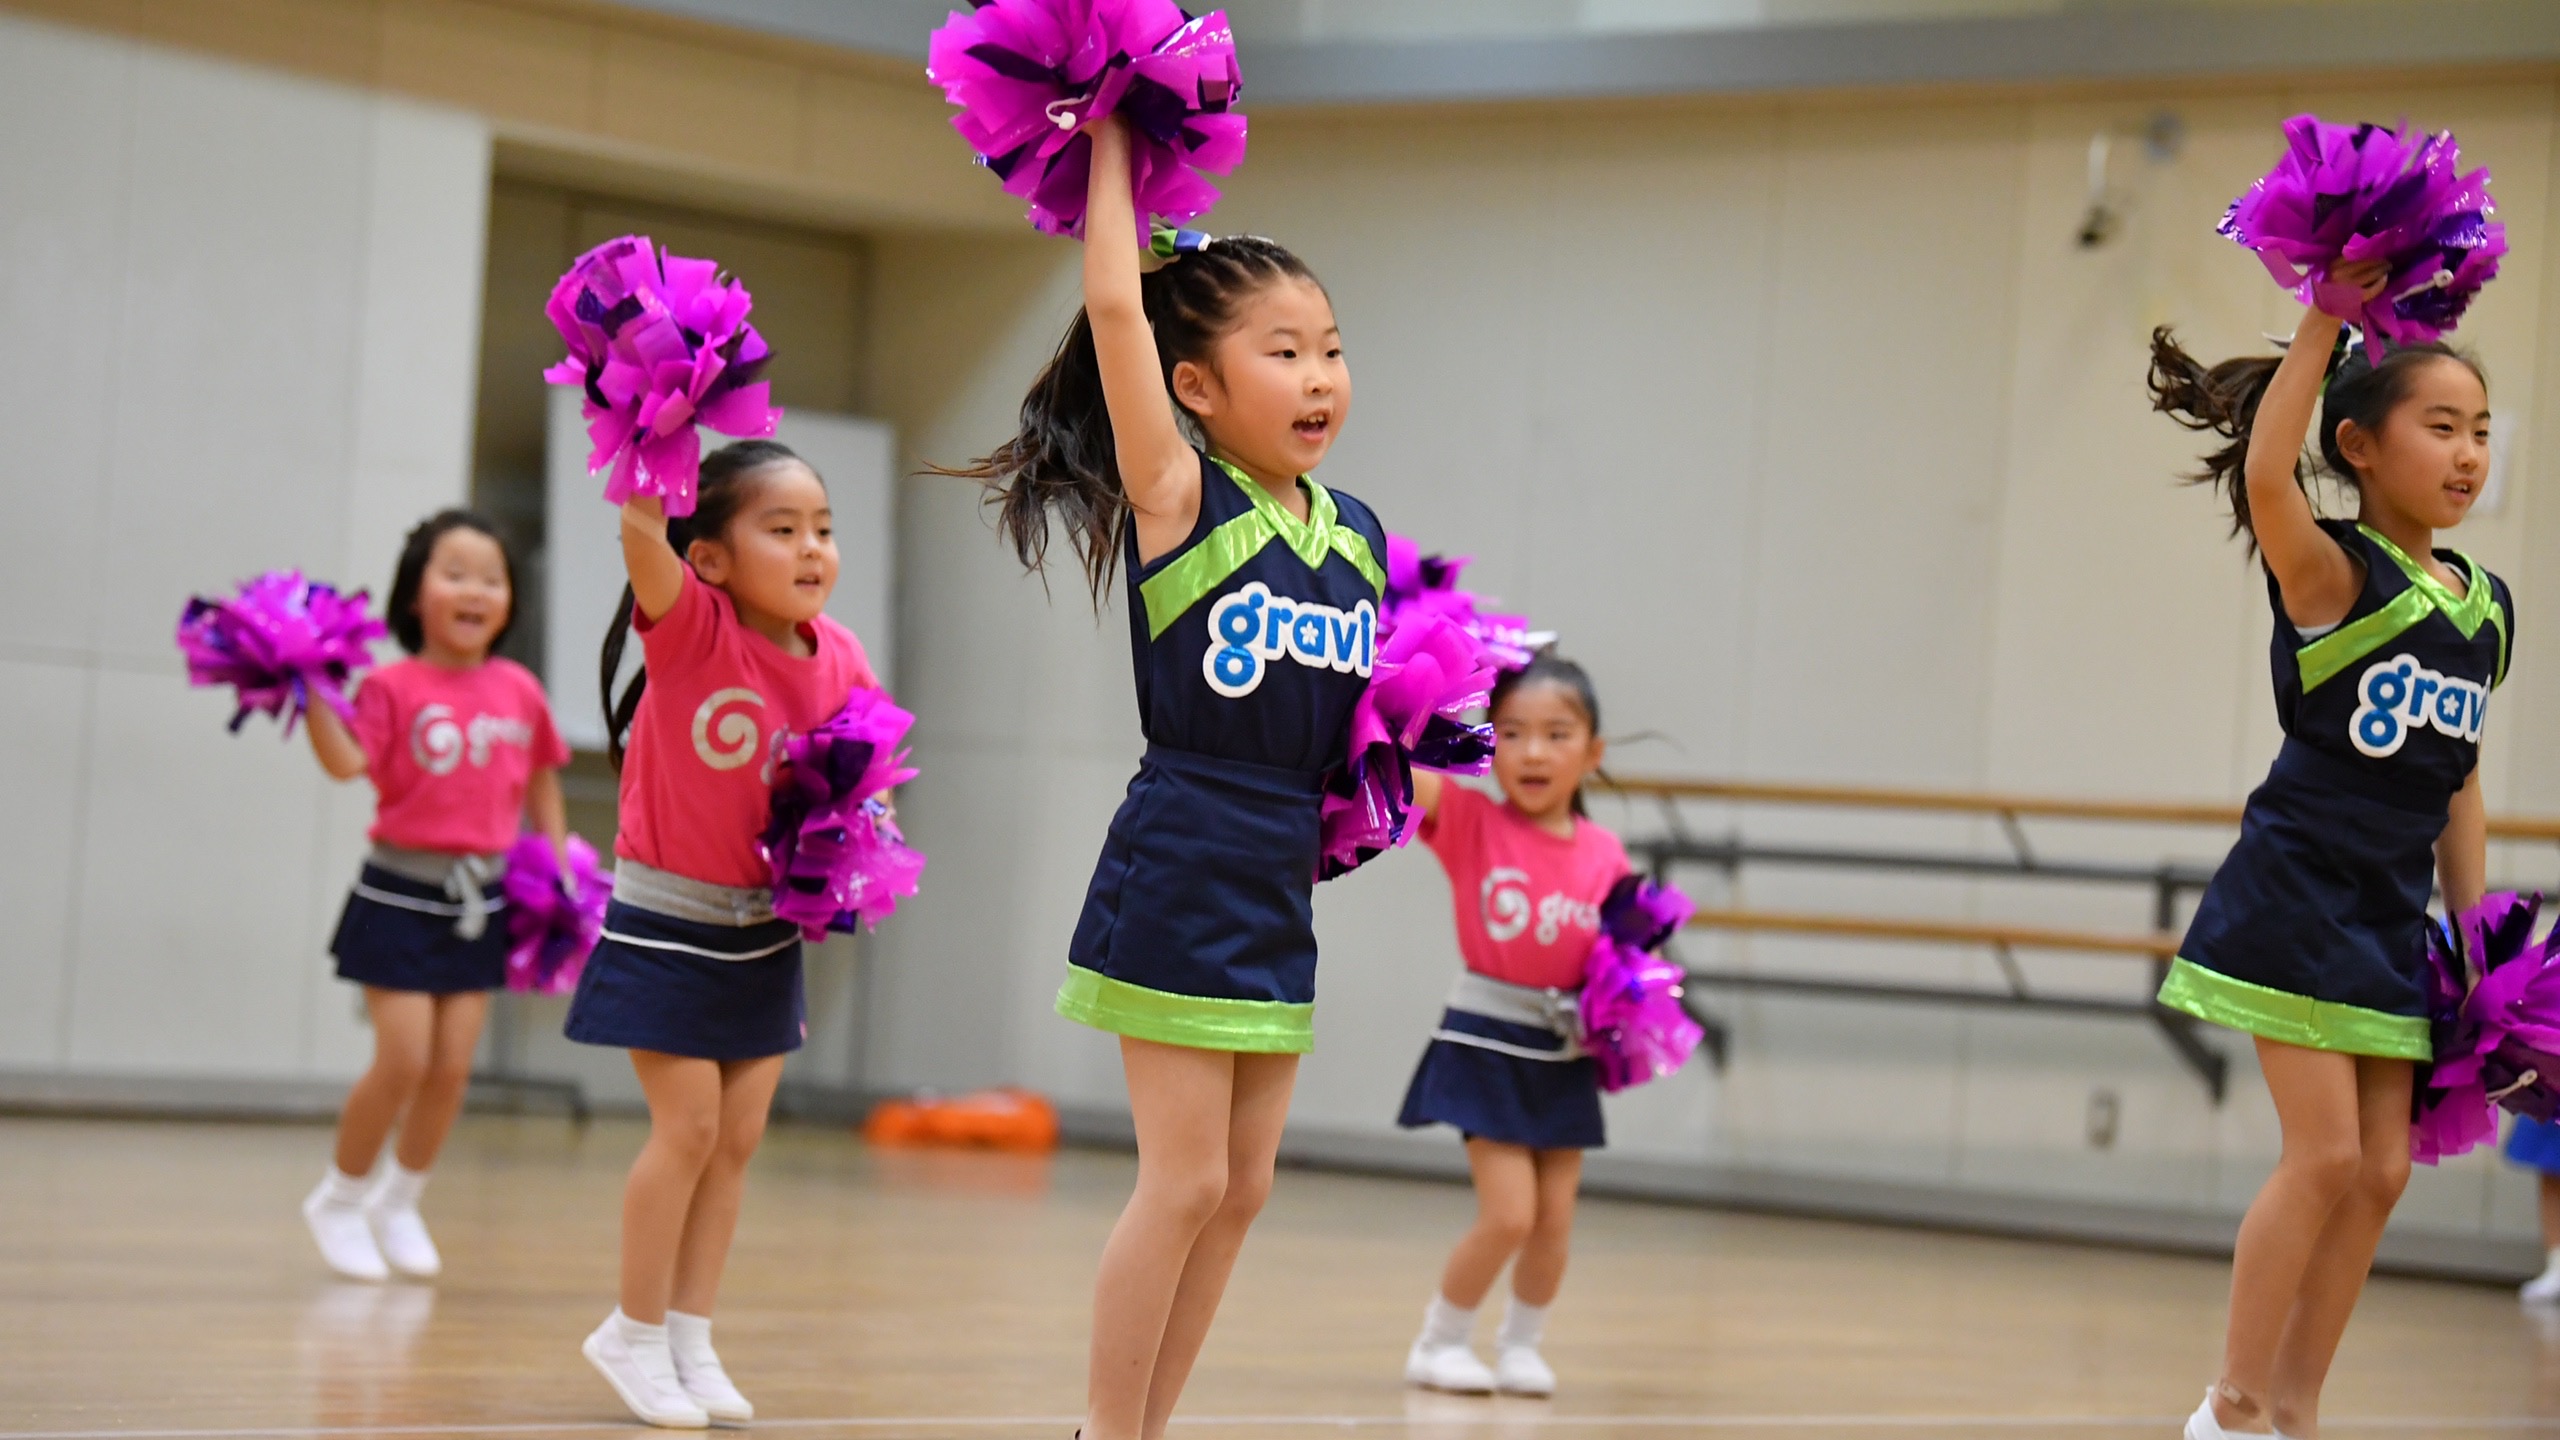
[333,989,433,1176]
[1509,1148,1584,1308]
[1137,1052,1300,1440]
[620,1051,723,1324]
[1084,1040,1236,1440]
[2265,1057,2414,1440]
[391,992,489,1172]
[2540,1174,2560,1252]
[2212,1039,2364,1431]
[668,1055,788,1317]
[1437,1141,1538,1309]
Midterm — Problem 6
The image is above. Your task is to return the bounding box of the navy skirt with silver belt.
[563,867,805,1062]
[1059,744,1327,1054]
[2158,739,2448,1061]
[1398,980,1605,1151]
[331,863,509,995]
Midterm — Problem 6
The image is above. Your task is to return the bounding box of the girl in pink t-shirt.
[301,511,571,1284]
[1397,654,1627,1400]
[566,440,879,1429]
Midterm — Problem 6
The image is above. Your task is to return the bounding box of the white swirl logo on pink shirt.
[1481,867,1533,943]
[691,688,767,772]
[410,704,466,775]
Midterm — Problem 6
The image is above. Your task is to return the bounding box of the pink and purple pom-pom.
[501,833,608,997]
[927,0,1247,241]
[1381,535,1552,673]
[761,688,928,940]
[175,570,386,737]
[2220,115,2506,360]
[1580,874,1704,1094]
[542,235,781,518]
[2412,892,2560,1166]
[1315,612,1496,881]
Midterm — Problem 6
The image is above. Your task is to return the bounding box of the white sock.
[1497,1298,1548,1351]
[613,1308,669,1348]
[316,1166,372,1208]
[666,1310,716,1363]
[1420,1295,1476,1347]
[370,1161,429,1212]
[2545,1246,2560,1271]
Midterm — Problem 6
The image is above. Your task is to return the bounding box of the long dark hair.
[1489,652,1604,818]
[598,439,811,769]
[388,509,517,656]
[2146,325,2483,546]
[935,236,1323,607]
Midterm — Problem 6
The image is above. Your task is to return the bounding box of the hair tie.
[1149,223,1213,261]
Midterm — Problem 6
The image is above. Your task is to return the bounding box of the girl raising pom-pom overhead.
[2148,112,2512,1440]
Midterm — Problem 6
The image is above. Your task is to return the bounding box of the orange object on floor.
[861,1087,1060,1153]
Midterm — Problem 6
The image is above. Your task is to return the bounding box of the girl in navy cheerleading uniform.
[1397,656,1624,1400]
[571,441,882,1429]
[2149,258,2508,1440]
[942,117,1381,1440]
[302,511,569,1283]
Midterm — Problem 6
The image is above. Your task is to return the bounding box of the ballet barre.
[1599,775,2560,1104]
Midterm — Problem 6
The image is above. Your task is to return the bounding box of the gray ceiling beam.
[600,0,2560,102]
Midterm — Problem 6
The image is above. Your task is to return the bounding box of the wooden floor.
[4,1115,2558,1439]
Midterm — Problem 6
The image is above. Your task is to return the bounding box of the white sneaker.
[1405,1339,1496,1394]
[2185,1389,2275,1439]
[366,1204,441,1279]
[302,1181,389,1282]
[584,1315,709,1429]
[2523,1263,2560,1304]
[673,1348,752,1427]
[1494,1345,1556,1397]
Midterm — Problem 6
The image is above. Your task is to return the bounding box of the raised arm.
[2247,261,2387,628]
[1083,118,1200,560]
[526,767,570,855]
[620,495,686,623]
[305,702,367,782]
[1410,770,1445,819]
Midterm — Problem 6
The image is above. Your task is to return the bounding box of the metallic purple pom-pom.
[175,569,386,737]
[1316,612,1496,882]
[927,0,1247,241]
[1382,535,1552,674]
[2412,892,2560,1166]
[761,688,928,940]
[542,235,781,518]
[1581,875,1703,1094]
[501,833,608,996]
[2220,115,2506,359]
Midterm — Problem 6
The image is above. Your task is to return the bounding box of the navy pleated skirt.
[563,899,805,1061]
[2159,740,2447,1061]
[1059,745,1326,1054]
[330,865,508,995]
[1398,1009,1606,1151]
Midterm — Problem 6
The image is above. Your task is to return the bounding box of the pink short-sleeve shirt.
[1420,784,1632,991]
[614,568,879,890]
[349,657,569,856]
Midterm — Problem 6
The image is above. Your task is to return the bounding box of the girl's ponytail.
[2146,325,2288,543]
[596,437,811,770]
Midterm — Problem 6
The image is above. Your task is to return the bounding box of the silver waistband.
[1434,972,1587,1062]
[360,844,507,941]
[611,859,776,928]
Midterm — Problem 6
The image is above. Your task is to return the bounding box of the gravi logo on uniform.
[2350,652,2486,758]
[1201,582,1377,699]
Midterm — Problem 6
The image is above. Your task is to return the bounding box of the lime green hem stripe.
[2155,957,2431,1061]
[1055,966,1315,1054]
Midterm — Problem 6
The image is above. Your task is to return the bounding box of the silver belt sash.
[1433,972,1587,1062]
[359,844,507,941]
[611,859,777,929]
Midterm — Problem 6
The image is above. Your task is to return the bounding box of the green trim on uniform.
[2294,527,2497,693]
[2155,957,2432,1061]
[1135,460,1384,640]
[2488,592,2513,689]
[1055,965,1315,1053]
